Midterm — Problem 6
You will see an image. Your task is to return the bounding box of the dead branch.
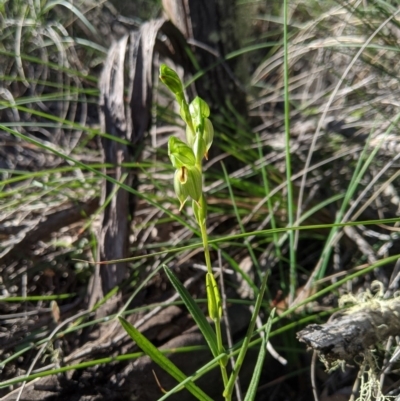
[297,298,400,363]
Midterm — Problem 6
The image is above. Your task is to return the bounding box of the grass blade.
[158,353,227,401]
[223,269,270,399]
[42,1,98,36]
[118,317,213,401]
[283,0,296,304]
[163,266,219,358]
[244,309,275,401]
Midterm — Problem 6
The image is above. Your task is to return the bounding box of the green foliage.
[119,317,214,401]
[2,1,400,400]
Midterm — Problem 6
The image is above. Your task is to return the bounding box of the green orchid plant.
[119,64,273,401]
[160,64,226,362]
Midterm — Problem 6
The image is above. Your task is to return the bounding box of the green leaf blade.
[163,266,219,358]
[118,317,213,401]
[244,309,275,401]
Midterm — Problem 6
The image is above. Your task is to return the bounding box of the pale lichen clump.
[298,281,400,401]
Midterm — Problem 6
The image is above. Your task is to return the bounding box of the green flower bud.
[168,136,196,168]
[206,272,222,321]
[174,168,189,210]
[189,97,210,137]
[203,118,214,159]
[190,96,210,119]
[174,165,202,209]
[159,64,183,97]
[184,165,202,204]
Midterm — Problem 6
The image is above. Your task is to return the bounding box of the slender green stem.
[161,64,230,399]
[198,195,229,397]
[283,0,296,304]
[199,197,213,275]
[215,316,229,393]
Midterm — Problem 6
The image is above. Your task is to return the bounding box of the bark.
[89,19,196,307]
[162,0,248,116]
[297,299,400,363]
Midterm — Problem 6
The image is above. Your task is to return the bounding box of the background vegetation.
[1,0,400,400]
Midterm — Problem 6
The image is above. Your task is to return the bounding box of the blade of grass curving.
[15,4,29,87]
[0,102,130,146]
[0,125,194,234]
[1,294,210,372]
[41,1,98,36]
[218,251,258,294]
[62,37,108,54]
[1,294,76,302]
[0,74,99,93]
[0,162,156,189]
[118,317,213,401]
[316,111,400,280]
[163,266,218,358]
[223,268,270,399]
[0,49,98,83]
[157,352,227,401]
[78,215,400,267]
[0,345,210,389]
[256,134,285,290]
[244,309,275,401]
[225,254,400,363]
[221,162,261,281]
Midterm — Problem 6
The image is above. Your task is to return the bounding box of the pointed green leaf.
[159,64,183,97]
[203,119,214,157]
[189,97,208,139]
[158,353,228,401]
[224,270,271,399]
[193,133,206,163]
[184,166,202,203]
[244,309,275,401]
[189,97,210,119]
[206,273,222,321]
[168,136,196,168]
[163,266,219,358]
[186,125,196,148]
[118,317,213,401]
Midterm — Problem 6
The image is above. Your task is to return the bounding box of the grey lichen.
[297,282,400,364]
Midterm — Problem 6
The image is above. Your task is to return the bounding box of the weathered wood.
[162,0,248,116]
[90,34,132,307]
[297,299,400,363]
[89,19,196,307]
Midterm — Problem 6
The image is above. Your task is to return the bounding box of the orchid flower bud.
[159,64,183,98]
[190,97,209,132]
[173,165,202,209]
[190,96,210,121]
[206,272,222,321]
[168,136,196,169]
[184,165,202,204]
